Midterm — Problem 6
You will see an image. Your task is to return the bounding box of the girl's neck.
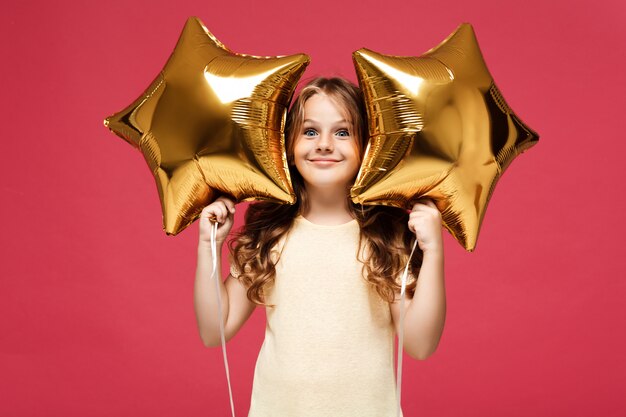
[301,184,354,225]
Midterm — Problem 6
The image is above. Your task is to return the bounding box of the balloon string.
[210,221,236,417]
[396,238,419,417]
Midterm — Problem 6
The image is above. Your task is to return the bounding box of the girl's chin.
[298,167,359,191]
[302,178,353,191]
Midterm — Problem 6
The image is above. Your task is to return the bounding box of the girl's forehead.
[303,94,352,123]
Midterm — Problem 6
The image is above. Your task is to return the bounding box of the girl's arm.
[390,199,446,360]
[194,198,256,348]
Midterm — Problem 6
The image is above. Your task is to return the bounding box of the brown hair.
[229,77,421,306]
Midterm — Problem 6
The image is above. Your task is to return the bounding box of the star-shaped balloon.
[104,17,309,235]
[350,23,539,251]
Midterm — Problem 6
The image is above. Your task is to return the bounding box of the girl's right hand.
[198,197,236,245]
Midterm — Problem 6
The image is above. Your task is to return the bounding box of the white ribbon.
[210,221,236,417]
[396,239,419,417]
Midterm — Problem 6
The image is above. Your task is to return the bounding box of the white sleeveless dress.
[231,216,410,417]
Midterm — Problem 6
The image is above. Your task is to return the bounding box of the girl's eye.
[303,128,317,137]
[336,129,350,138]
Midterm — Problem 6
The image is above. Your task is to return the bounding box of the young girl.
[194,77,446,416]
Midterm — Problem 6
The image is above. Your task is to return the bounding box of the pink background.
[2,0,625,416]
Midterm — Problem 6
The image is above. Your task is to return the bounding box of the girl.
[194,77,446,416]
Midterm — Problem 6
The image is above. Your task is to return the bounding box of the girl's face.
[293,94,361,191]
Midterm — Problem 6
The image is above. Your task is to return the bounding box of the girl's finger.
[216,202,228,223]
[201,206,213,219]
[205,203,225,223]
[410,204,431,214]
[219,198,236,214]
[412,201,439,216]
[212,197,235,215]
[202,204,217,216]
[204,209,218,223]
[409,208,424,216]
[421,199,438,210]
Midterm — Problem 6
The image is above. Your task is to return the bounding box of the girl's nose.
[316,133,334,152]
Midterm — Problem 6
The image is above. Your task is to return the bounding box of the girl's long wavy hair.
[229,77,421,306]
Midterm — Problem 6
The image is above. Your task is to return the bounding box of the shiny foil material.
[104,17,309,235]
[351,23,539,251]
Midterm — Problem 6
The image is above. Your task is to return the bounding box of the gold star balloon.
[104,17,309,235]
[351,23,539,251]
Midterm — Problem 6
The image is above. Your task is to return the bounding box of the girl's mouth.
[308,158,341,165]
[309,158,340,164]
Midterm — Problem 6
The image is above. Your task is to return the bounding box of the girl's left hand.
[408,198,443,253]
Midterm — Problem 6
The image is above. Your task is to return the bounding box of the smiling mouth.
[308,159,342,163]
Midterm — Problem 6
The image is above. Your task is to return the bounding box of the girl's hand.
[199,197,236,245]
[408,198,443,253]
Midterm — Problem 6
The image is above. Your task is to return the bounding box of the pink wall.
[2,0,625,416]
